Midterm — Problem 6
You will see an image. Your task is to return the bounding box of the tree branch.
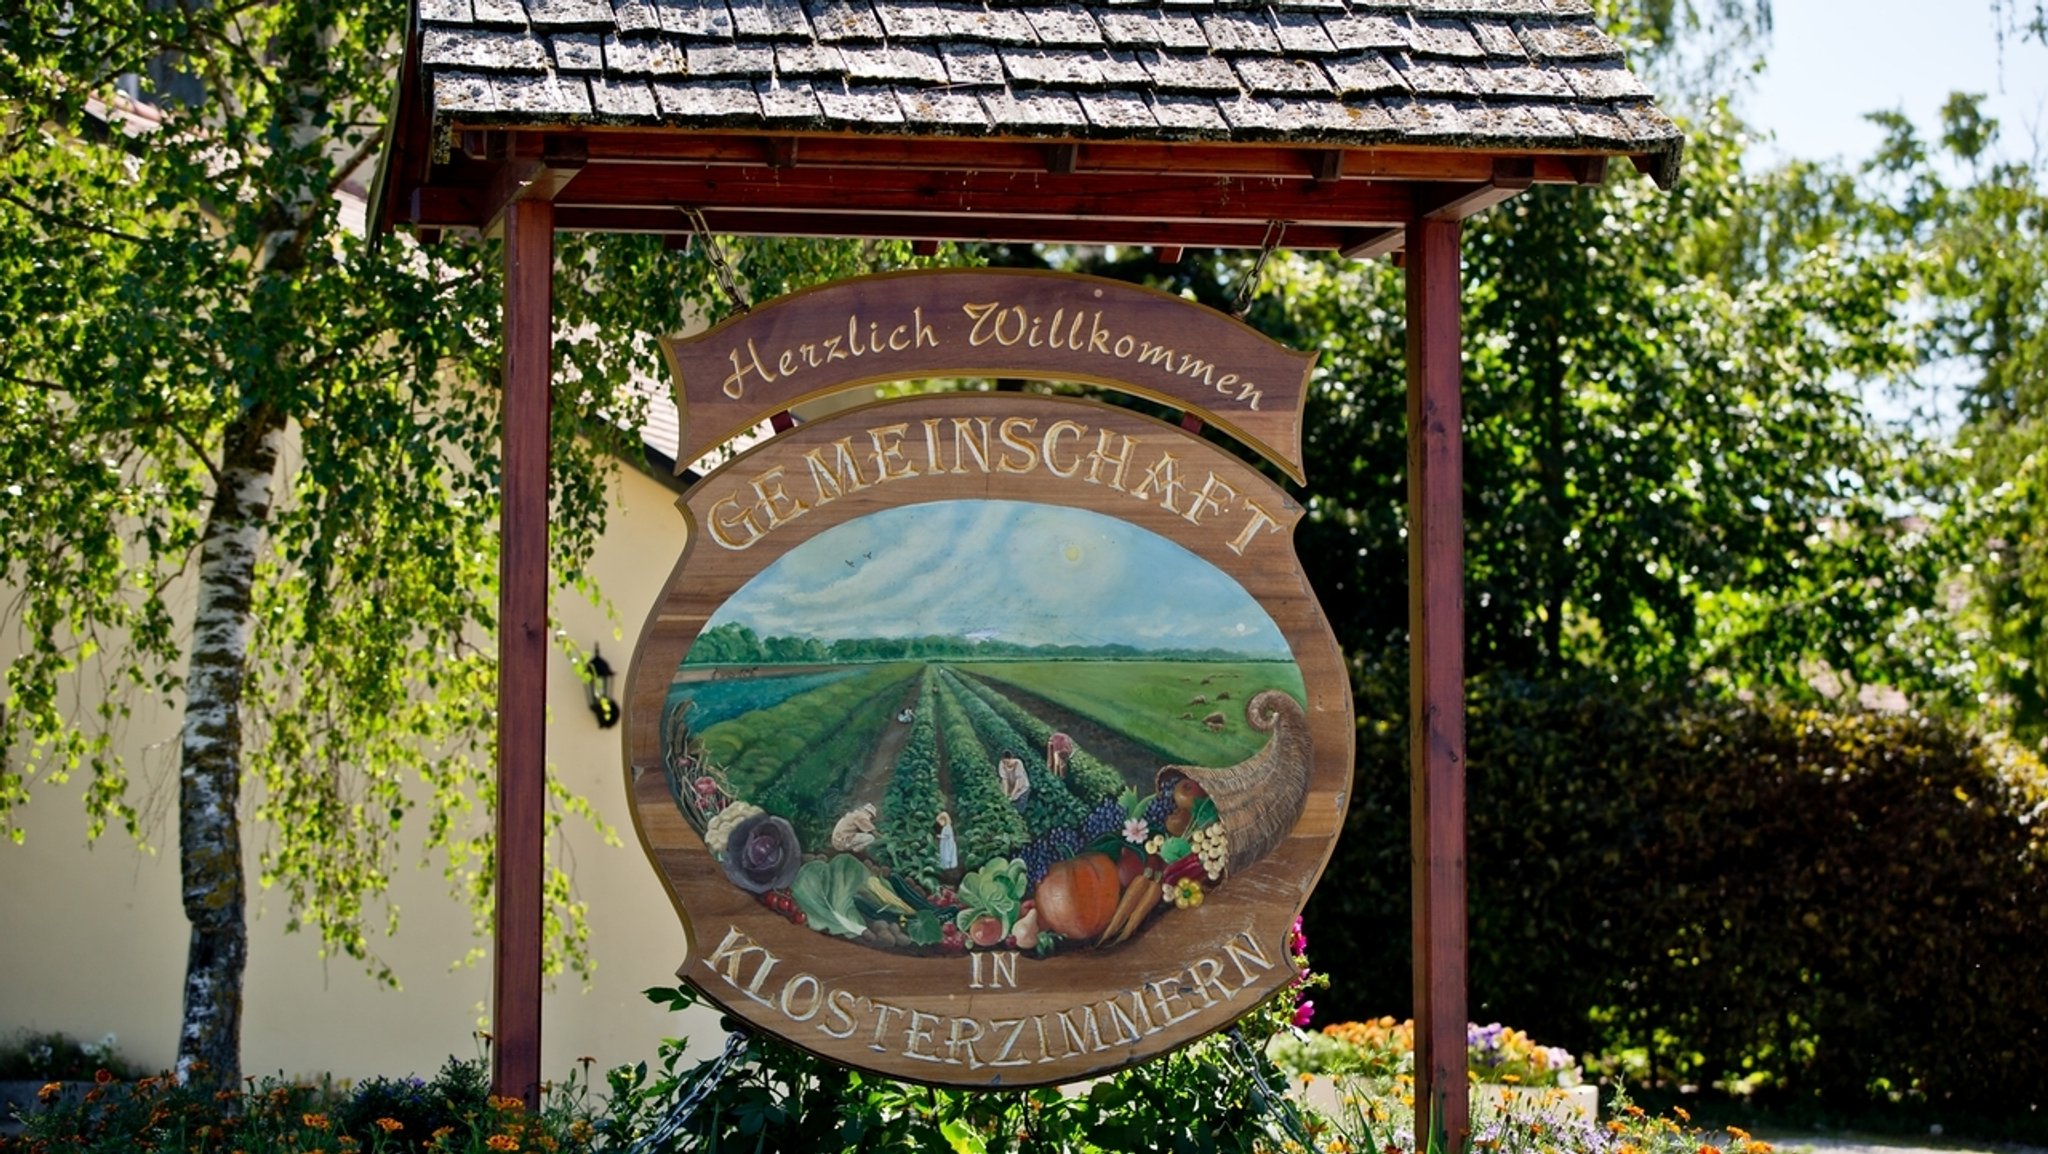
[0,187,152,246]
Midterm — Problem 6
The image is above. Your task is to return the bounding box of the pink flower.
[1290,915,1308,956]
[1123,817,1149,843]
[695,776,718,795]
[1292,999,1316,1027]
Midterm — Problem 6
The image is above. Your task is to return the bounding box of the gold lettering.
[749,466,808,530]
[846,313,867,357]
[779,973,824,1021]
[823,335,847,363]
[1187,957,1232,1008]
[1103,990,1153,1045]
[996,417,1039,474]
[1084,429,1138,491]
[819,990,862,1039]
[868,1001,905,1053]
[950,417,994,474]
[1185,472,1239,527]
[962,300,1001,346]
[945,1016,987,1068]
[989,1018,1032,1067]
[1137,341,1175,369]
[1050,1005,1106,1056]
[914,306,939,349]
[1041,420,1086,479]
[1148,978,1201,1028]
[887,323,910,352]
[1127,449,1187,515]
[904,1010,945,1063]
[701,925,779,1004]
[720,339,779,399]
[1226,499,1284,556]
[868,423,919,482]
[778,348,799,376]
[1223,929,1278,987]
[1238,381,1264,410]
[1113,334,1135,358]
[1176,352,1217,387]
[1086,312,1110,355]
[707,493,767,550]
[803,438,872,505]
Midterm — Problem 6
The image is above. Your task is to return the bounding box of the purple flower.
[724,813,802,893]
[1291,999,1316,1028]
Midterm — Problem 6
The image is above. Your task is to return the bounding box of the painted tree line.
[4,0,2048,1104]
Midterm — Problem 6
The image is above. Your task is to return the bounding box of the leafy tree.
[0,0,935,1086]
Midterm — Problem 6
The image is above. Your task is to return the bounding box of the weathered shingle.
[1027,6,1105,46]
[527,0,614,28]
[423,27,549,70]
[651,77,763,119]
[404,0,1682,187]
[649,0,734,37]
[840,43,946,82]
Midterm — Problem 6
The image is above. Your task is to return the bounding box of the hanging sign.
[663,268,1317,483]
[625,272,1352,1087]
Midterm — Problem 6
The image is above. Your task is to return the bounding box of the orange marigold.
[303,1113,330,1130]
[487,1135,520,1151]
[37,1082,63,1103]
[489,1095,527,1112]
[376,1118,405,1133]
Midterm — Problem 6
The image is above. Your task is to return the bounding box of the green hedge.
[1305,672,2048,1116]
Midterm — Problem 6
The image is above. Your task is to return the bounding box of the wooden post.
[494,196,553,1108]
[1406,214,1468,1149]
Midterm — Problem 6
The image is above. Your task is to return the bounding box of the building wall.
[0,457,726,1082]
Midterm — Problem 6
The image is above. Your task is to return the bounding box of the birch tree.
[0,0,927,1086]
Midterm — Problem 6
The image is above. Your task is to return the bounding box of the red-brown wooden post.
[494,196,553,1108]
[1406,214,1468,1148]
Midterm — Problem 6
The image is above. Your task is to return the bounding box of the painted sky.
[703,500,1291,656]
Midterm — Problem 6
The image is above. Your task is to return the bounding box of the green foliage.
[973,661,1305,766]
[0,0,962,1078]
[940,667,1093,836]
[953,668,1126,804]
[1308,670,2048,1117]
[871,671,947,888]
[0,1031,140,1082]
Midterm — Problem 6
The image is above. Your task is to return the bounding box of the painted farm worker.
[936,811,958,871]
[998,749,1030,805]
[1045,731,1074,778]
[896,706,914,724]
[830,802,879,852]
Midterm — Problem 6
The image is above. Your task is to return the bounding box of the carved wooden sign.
[663,269,1318,483]
[626,274,1351,1087]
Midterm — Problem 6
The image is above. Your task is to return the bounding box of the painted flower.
[1122,817,1149,843]
[724,813,803,893]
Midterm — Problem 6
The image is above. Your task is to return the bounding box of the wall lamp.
[585,644,621,729]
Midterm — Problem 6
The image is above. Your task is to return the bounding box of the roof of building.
[375,0,1680,252]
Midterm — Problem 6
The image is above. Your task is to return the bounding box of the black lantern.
[585,644,621,729]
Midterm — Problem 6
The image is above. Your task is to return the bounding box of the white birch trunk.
[175,406,285,1088]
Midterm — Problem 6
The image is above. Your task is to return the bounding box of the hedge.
[1305,671,2048,1116]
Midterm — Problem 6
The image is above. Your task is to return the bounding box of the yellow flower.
[304,1112,331,1130]
[376,1118,405,1133]
[487,1136,520,1152]
[37,1082,63,1103]
[1608,1121,1629,1134]
[1700,1145,1723,1154]
[490,1095,527,1112]
[1675,1107,1692,1123]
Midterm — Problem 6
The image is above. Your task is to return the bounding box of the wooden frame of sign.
[624,271,1353,1084]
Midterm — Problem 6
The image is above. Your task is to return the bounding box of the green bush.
[1306,670,2048,1118]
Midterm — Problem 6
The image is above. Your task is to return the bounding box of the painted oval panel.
[624,393,1352,1086]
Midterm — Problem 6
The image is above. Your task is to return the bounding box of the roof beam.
[1418,157,1535,222]
[544,206,1361,251]
[1339,227,1405,261]
[479,134,588,239]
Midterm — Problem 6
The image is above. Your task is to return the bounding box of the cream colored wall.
[0,457,726,1083]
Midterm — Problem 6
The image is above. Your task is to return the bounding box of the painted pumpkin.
[1033,852,1122,941]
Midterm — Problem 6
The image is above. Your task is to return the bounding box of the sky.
[705,499,1291,656]
[1743,0,2048,167]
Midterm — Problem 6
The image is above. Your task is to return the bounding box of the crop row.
[937,668,1093,839]
[870,670,945,891]
[665,668,859,734]
[932,678,1031,866]
[949,671,1128,804]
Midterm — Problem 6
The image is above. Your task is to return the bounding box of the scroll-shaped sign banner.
[664,269,1318,484]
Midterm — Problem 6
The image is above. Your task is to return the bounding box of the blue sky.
[703,500,1291,656]
[1745,0,2048,166]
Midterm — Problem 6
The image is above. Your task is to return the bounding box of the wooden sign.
[663,269,1318,484]
[626,290,1351,1087]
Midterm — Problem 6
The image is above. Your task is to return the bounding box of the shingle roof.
[410,0,1682,187]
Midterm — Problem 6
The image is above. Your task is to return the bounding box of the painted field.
[666,668,860,732]
[963,660,1307,767]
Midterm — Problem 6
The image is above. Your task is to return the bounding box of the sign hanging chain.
[681,207,751,316]
[626,1028,750,1154]
[1231,220,1287,319]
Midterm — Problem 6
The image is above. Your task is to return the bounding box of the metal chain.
[627,1029,750,1154]
[681,206,751,315]
[1231,220,1287,318]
